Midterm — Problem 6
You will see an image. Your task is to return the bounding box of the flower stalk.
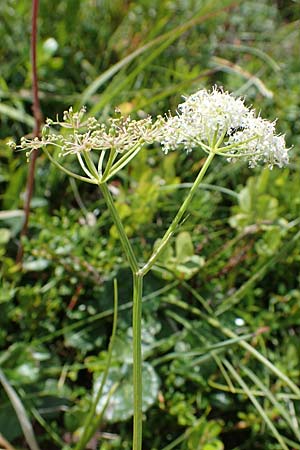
[132,273,143,450]
[99,182,138,273]
[139,150,216,277]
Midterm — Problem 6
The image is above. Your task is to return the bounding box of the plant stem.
[139,151,215,276]
[102,148,117,181]
[99,182,138,273]
[132,273,143,450]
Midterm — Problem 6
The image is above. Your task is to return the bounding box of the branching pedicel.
[15,87,289,450]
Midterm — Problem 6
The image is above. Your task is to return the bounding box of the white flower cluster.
[14,88,289,172]
[160,87,289,169]
[226,117,288,168]
[19,107,163,158]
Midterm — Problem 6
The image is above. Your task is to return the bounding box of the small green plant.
[14,86,289,450]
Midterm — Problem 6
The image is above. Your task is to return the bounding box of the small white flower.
[160,87,289,169]
[226,116,289,168]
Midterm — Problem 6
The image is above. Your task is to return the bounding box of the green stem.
[43,148,98,184]
[99,182,138,273]
[108,143,142,180]
[139,151,215,276]
[82,151,100,179]
[132,273,143,450]
[102,148,117,181]
[77,153,94,179]
[98,150,106,175]
[98,150,215,450]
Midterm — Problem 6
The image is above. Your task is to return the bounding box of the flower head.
[16,106,164,182]
[19,107,162,159]
[160,87,289,169]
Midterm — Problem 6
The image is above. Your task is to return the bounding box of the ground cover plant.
[0,1,300,450]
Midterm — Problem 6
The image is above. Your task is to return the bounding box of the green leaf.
[0,401,22,440]
[187,419,224,450]
[175,231,194,262]
[229,173,280,230]
[65,329,97,354]
[153,238,174,263]
[93,362,159,423]
[153,232,204,281]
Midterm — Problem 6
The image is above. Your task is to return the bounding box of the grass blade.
[216,230,300,315]
[0,370,41,450]
[89,35,176,116]
[165,295,300,398]
[0,103,34,127]
[223,359,289,450]
[242,364,300,441]
[211,56,274,98]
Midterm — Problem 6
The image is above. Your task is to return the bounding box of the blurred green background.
[0,1,300,449]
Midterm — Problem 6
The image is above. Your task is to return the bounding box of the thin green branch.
[43,148,98,184]
[97,150,106,175]
[98,182,138,272]
[108,144,143,180]
[77,153,94,178]
[82,151,100,180]
[139,151,215,276]
[102,148,117,181]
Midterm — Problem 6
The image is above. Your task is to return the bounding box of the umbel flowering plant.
[15,87,289,450]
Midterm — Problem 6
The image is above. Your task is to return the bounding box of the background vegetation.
[0,1,300,449]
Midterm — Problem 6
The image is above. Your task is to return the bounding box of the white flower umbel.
[160,87,289,169]
[16,107,164,183]
[20,108,161,157]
